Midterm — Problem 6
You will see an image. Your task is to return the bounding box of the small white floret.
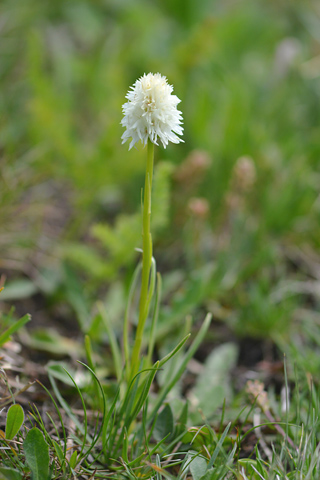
[121,72,184,149]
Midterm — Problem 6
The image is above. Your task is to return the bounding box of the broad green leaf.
[188,451,207,480]
[0,467,23,480]
[5,404,24,440]
[69,450,78,469]
[23,428,50,480]
[191,343,238,418]
[153,403,174,443]
[0,280,37,301]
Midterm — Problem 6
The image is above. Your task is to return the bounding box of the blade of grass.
[62,368,88,460]
[76,362,107,461]
[147,271,162,366]
[0,314,31,346]
[37,380,67,469]
[149,313,212,423]
[123,262,142,382]
[97,301,122,383]
[84,334,102,409]
[126,362,159,428]
[207,422,231,469]
[48,371,89,439]
[156,333,191,370]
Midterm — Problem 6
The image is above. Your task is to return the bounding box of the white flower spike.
[121,72,184,149]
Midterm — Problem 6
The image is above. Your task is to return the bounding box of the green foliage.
[0,281,37,302]
[1,0,319,356]
[190,344,238,421]
[0,310,31,348]
[62,160,174,289]
[0,468,22,480]
[1,0,320,478]
[153,404,174,443]
[5,405,24,441]
[23,428,50,480]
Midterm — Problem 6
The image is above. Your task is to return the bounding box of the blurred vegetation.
[1,0,320,374]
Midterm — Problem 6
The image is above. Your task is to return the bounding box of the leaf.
[191,343,238,418]
[52,440,64,464]
[23,428,50,480]
[92,214,141,269]
[238,459,268,480]
[153,404,174,443]
[69,450,78,469]
[176,401,188,436]
[199,469,216,480]
[0,315,31,347]
[207,422,231,469]
[0,467,23,480]
[182,426,212,449]
[23,329,82,357]
[47,362,91,388]
[150,313,212,421]
[5,404,24,440]
[0,280,38,301]
[188,451,207,480]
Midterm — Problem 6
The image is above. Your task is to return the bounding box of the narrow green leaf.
[84,335,101,409]
[207,422,231,469]
[122,427,129,463]
[123,261,142,381]
[52,440,64,464]
[48,373,88,438]
[149,313,212,423]
[147,267,161,365]
[157,333,191,369]
[97,301,122,382]
[23,427,50,480]
[0,315,31,347]
[75,361,108,463]
[128,362,159,426]
[61,367,88,460]
[5,404,24,440]
[37,380,67,467]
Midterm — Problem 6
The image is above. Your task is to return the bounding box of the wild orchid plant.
[121,73,184,382]
[82,72,212,466]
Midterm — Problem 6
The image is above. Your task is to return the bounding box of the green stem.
[129,139,154,381]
